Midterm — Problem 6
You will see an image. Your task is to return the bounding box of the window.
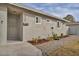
[36,17,39,23]
[57,22,60,27]
[35,16,41,24]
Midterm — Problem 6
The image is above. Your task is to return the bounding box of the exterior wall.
[23,12,69,41]
[0,4,69,43]
[0,6,7,44]
[53,21,69,36]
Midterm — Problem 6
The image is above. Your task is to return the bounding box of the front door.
[7,13,19,41]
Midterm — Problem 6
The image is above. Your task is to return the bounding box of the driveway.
[0,42,42,56]
[35,35,79,56]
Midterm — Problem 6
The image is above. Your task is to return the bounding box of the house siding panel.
[0,6,7,44]
[23,12,69,41]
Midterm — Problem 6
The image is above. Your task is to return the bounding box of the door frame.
[7,11,23,42]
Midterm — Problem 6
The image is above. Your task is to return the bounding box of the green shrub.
[53,34,60,40]
[47,36,53,41]
[47,34,53,41]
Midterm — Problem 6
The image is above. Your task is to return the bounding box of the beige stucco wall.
[0,4,69,43]
[0,6,7,44]
[23,12,69,41]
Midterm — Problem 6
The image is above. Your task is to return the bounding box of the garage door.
[69,26,79,35]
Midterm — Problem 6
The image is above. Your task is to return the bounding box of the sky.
[23,3,79,21]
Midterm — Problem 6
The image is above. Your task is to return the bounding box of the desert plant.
[53,34,59,40]
[47,36,53,41]
[32,37,38,44]
[47,34,53,41]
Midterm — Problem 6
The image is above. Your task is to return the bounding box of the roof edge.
[9,3,68,22]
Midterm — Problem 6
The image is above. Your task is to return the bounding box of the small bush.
[47,34,53,41]
[47,36,53,41]
[32,38,38,44]
[53,34,60,40]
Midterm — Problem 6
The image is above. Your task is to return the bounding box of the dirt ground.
[47,41,79,56]
[35,35,79,56]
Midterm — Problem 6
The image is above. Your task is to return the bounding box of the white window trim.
[35,16,42,24]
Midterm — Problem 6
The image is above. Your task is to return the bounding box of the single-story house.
[0,3,69,45]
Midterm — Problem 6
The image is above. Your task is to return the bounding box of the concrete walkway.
[0,42,42,56]
[35,35,79,56]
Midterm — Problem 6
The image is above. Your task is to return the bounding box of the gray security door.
[7,13,19,41]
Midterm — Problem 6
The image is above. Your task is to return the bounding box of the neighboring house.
[67,22,79,35]
[0,3,69,45]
